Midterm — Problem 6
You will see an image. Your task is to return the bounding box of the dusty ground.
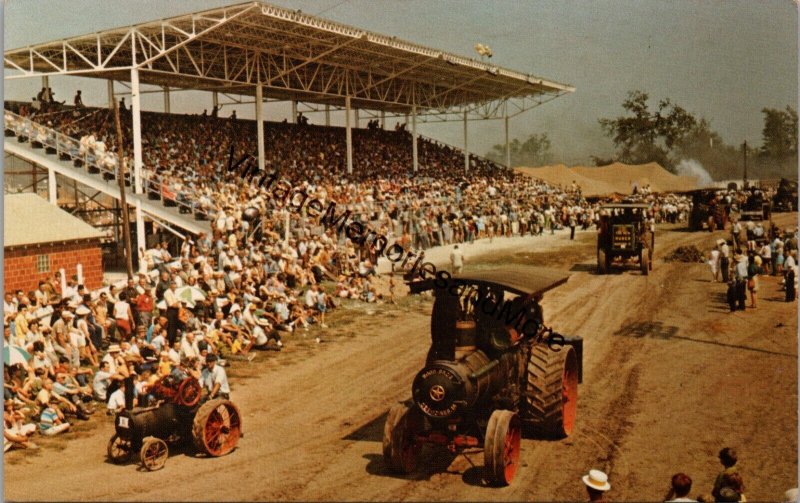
[5,214,797,502]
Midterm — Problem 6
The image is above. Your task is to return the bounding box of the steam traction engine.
[597,203,654,275]
[107,375,241,471]
[384,267,583,486]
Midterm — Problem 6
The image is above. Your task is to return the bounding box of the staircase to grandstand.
[4,110,211,237]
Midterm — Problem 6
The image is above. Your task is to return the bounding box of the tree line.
[486,90,797,180]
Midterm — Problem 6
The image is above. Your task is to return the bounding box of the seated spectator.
[38,403,70,436]
[92,360,119,402]
[4,399,37,451]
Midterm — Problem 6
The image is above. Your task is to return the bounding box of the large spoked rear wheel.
[140,436,168,471]
[522,345,579,438]
[107,433,132,464]
[192,399,242,457]
[484,409,522,486]
[382,402,423,474]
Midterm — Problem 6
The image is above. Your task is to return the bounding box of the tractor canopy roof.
[409,265,570,297]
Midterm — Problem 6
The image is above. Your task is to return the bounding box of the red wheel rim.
[178,379,201,407]
[203,403,241,456]
[503,415,522,483]
[561,353,579,435]
[143,440,167,469]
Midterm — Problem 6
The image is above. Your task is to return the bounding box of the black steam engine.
[107,376,242,471]
[384,267,583,486]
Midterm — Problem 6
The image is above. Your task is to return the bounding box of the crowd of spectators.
[583,448,797,502]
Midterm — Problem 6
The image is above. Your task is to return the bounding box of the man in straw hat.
[582,469,611,502]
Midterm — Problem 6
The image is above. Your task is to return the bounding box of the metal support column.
[412,105,418,173]
[354,109,359,128]
[504,107,511,169]
[324,104,330,126]
[291,100,297,123]
[163,86,170,113]
[381,110,385,129]
[135,200,145,255]
[130,68,143,194]
[256,84,265,172]
[48,169,57,204]
[107,80,114,109]
[131,67,145,254]
[463,111,469,173]
[345,96,353,175]
[212,91,218,109]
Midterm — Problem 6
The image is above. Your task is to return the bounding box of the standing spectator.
[582,469,611,502]
[134,288,154,331]
[124,278,140,325]
[748,255,761,309]
[709,245,721,283]
[759,242,772,275]
[773,234,785,276]
[720,239,731,283]
[733,252,748,311]
[785,250,797,302]
[665,473,696,502]
[73,90,84,108]
[164,281,181,346]
[569,212,577,240]
[712,447,740,500]
[113,292,134,341]
[450,245,464,275]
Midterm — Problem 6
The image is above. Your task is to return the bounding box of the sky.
[4,0,798,165]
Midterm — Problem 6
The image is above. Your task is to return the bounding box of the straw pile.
[664,245,705,263]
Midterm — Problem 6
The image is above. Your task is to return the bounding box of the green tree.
[760,105,797,158]
[598,90,698,172]
[486,133,553,166]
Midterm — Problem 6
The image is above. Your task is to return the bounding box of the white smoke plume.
[675,159,714,187]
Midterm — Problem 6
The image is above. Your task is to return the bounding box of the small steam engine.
[384,267,582,486]
[107,375,241,471]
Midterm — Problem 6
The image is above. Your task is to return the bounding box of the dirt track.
[5,215,797,502]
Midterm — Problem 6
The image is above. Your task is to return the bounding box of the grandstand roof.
[4,193,104,249]
[4,1,574,115]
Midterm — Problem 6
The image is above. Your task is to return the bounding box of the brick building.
[4,193,104,293]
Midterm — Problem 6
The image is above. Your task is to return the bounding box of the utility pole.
[742,140,748,188]
[114,103,134,279]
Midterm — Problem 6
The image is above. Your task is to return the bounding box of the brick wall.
[4,240,103,294]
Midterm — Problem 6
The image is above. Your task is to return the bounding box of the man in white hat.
[582,469,611,502]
